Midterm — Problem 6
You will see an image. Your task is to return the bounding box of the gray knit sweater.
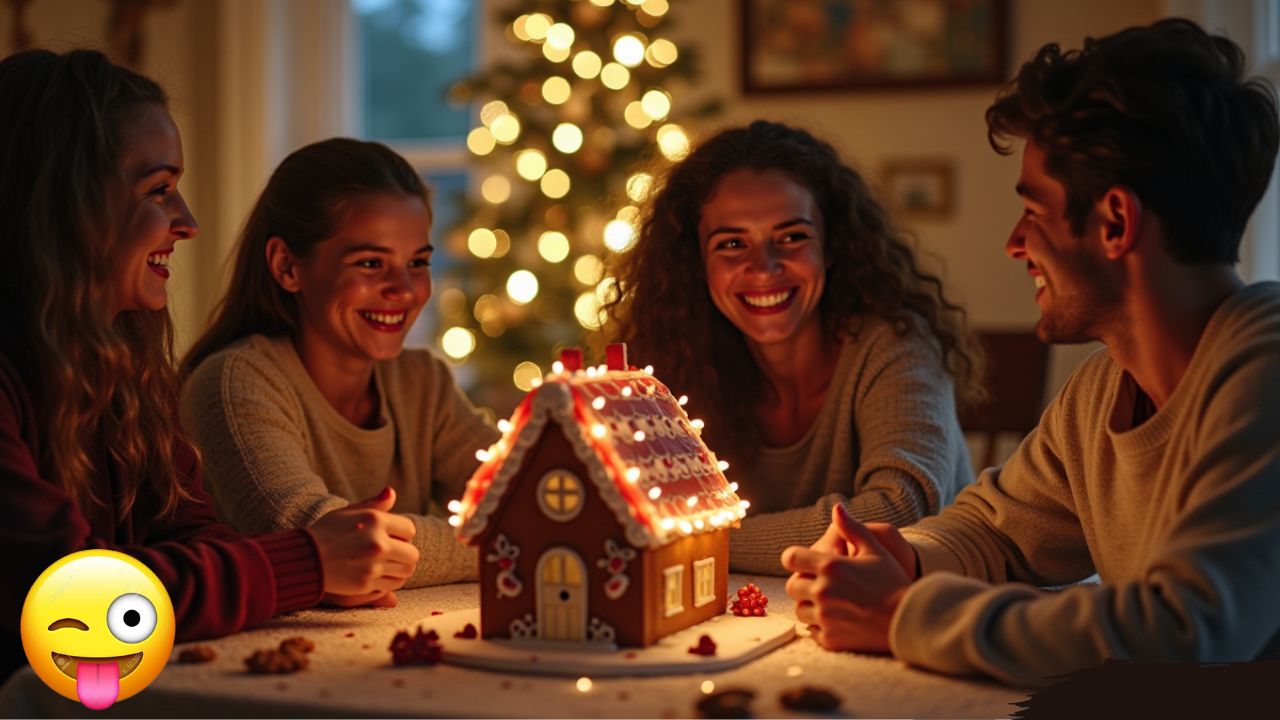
[179,334,500,587]
[729,314,971,574]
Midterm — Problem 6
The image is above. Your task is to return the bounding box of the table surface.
[0,575,1029,718]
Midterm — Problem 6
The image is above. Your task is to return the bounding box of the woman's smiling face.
[699,168,827,349]
[282,193,433,365]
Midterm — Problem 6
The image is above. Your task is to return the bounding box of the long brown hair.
[602,120,982,467]
[0,49,193,520]
[181,138,431,378]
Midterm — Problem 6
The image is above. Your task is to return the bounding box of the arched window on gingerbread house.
[537,470,584,522]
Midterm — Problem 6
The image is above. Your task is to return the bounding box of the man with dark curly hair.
[783,18,1280,686]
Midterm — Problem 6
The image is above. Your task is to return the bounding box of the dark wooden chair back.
[958,330,1051,469]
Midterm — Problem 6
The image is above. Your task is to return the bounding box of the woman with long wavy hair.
[0,49,418,685]
[603,120,983,575]
[179,138,498,589]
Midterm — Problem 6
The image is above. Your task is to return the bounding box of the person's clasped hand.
[782,504,918,654]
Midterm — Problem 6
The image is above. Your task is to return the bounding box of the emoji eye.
[106,593,157,644]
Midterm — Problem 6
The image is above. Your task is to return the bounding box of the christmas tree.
[435,0,719,415]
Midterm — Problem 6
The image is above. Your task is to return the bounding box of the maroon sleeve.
[0,358,323,653]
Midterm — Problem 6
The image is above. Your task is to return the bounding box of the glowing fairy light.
[591,423,606,438]
[623,101,652,129]
[575,292,605,330]
[603,219,636,252]
[572,50,603,79]
[616,205,641,224]
[497,419,512,433]
[679,520,693,534]
[643,365,654,374]
[648,486,662,499]
[677,395,688,406]
[599,62,630,90]
[475,449,492,462]
[480,175,511,204]
[467,228,497,259]
[546,23,575,50]
[641,0,669,16]
[447,500,463,513]
[661,517,675,530]
[612,34,645,67]
[626,172,652,202]
[479,100,509,126]
[491,114,521,144]
[729,481,739,492]
[551,123,584,153]
[686,496,698,507]
[621,386,633,397]
[694,519,704,530]
[448,515,462,527]
[542,76,571,104]
[506,270,539,304]
[740,500,751,510]
[552,360,565,375]
[512,15,531,42]
[466,127,496,156]
[717,460,729,472]
[633,431,645,441]
[576,677,592,693]
[625,467,641,483]
[592,396,606,410]
[540,169,571,199]
[515,148,548,181]
[656,123,690,160]
[538,231,571,263]
[543,43,571,63]
[440,327,476,360]
[513,361,542,391]
[524,13,551,41]
[646,38,678,67]
[641,89,671,120]
[690,418,705,430]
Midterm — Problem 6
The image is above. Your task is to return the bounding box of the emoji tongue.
[76,661,119,710]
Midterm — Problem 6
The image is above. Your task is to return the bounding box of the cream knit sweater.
[894,282,1280,686]
[180,335,499,588]
[729,314,971,575]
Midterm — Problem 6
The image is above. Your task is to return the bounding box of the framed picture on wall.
[882,158,955,221]
[741,0,1008,93]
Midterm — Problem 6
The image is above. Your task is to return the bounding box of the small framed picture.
[882,159,955,221]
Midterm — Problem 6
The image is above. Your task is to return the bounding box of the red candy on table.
[688,634,717,656]
[730,582,769,617]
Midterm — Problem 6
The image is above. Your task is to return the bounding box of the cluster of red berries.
[389,626,442,666]
[730,583,769,617]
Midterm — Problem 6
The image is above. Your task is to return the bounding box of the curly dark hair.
[601,120,982,466]
[986,17,1279,264]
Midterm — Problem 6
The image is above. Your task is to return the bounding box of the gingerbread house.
[449,344,746,648]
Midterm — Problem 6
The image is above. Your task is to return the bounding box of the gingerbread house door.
[536,547,586,642]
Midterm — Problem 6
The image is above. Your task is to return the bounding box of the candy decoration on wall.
[596,538,637,600]
[487,533,523,598]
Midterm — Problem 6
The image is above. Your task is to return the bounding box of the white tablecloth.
[0,575,1028,718]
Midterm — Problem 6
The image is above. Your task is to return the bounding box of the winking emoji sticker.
[21,550,175,709]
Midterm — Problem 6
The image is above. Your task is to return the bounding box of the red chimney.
[605,343,628,371]
[559,347,583,372]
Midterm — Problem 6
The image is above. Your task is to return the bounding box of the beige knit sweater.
[180,335,500,587]
[894,282,1280,687]
[729,314,971,575]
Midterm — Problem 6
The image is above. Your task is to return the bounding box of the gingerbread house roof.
[451,346,745,550]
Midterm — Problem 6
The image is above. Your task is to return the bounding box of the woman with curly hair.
[0,49,418,684]
[603,120,983,575]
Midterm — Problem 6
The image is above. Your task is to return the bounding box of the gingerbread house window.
[693,557,716,607]
[663,564,685,617]
[537,470,584,522]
